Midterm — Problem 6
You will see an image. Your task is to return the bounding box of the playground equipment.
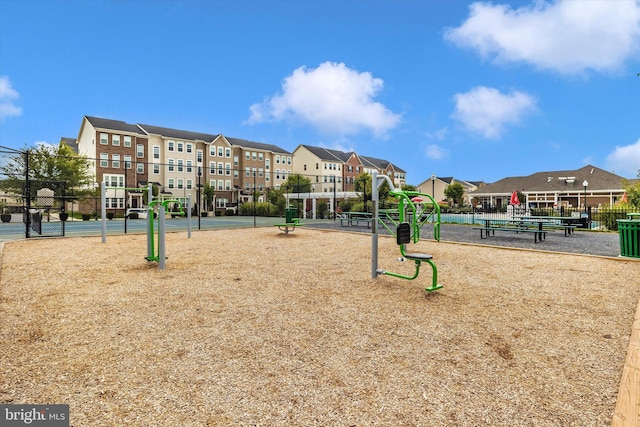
[144,199,186,265]
[371,171,442,292]
[274,206,304,235]
[100,182,191,269]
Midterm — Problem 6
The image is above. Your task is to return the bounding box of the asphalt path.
[304,221,625,258]
[0,216,629,259]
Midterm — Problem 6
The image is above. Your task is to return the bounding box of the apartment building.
[76,116,150,210]
[75,116,292,214]
[292,145,406,193]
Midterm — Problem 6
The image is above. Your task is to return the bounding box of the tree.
[202,183,215,211]
[282,174,311,194]
[623,180,640,208]
[444,182,465,207]
[0,142,93,196]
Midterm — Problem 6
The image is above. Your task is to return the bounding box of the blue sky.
[1,0,639,184]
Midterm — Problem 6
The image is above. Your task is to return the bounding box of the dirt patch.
[1,228,638,426]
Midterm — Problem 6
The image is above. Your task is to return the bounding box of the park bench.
[472,225,548,243]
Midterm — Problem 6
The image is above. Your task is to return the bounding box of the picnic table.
[338,212,373,228]
[513,216,580,236]
[473,218,550,243]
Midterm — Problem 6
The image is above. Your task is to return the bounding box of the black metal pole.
[253,171,256,228]
[198,167,202,230]
[24,150,30,239]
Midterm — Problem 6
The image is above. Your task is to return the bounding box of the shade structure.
[510,191,520,205]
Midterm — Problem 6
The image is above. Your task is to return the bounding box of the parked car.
[126,208,150,219]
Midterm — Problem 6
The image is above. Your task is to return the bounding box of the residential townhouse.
[76,116,150,211]
[414,176,480,205]
[75,116,293,215]
[291,145,406,193]
[225,137,293,203]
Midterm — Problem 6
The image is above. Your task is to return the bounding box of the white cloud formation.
[425,144,448,160]
[451,86,537,138]
[444,0,640,74]
[425,126,448,141]
[248,62,401,137]
[0,75,23,120]
[605,138,640,177]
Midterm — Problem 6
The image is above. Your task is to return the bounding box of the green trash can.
[285,207,297,224]
[617,216,640,258]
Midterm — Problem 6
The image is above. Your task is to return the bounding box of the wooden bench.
[472,226,548,243]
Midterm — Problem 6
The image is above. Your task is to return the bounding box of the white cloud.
[444,0,640,74]
[0,75,23,120]
[605,138,640,177]
[451,86,537,138]
[248,62,401,137]
[425,126,448,141]
[425,144,448,160]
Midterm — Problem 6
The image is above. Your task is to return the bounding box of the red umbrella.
[411,196,424,203]
[510,191,520,205]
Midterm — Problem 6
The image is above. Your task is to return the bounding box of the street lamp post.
[197,167,202,230]
[432,174,435,200]
[582,180,588,212]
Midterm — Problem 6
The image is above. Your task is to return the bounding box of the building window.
[153,146,160,159]
[112,135,120,146]
[153,164,160,174]
[316,163,319,169]
[276,169,280,180]
[168,159,174,172]
[245,167,250,177]
[275,155,280,164]
[210,162,215,174]
[210,146,216,156]
[252,152,257,160]
[218,162,223,175]
[177,159,184,173]
[245,151,250,160]
[186,179,193,190]
[217,180,223,191]
[124,155,132,169]
[186,160,193,173]
[234,155,239,166]
[112,154,120,169]
[225,148,231,158]
[168,141,174,151]
[225,180,231,191]
[177,142,184,153]
[186,143,192,153]
[177,179,183,189]
[123,136,132,147]
[265,159,270,170]
[136,144,144,158]
[136,163,144,174]
[100,133,108,145]
[225,163,231,175]
[218,147,223,157]
[100,153,108,167]
[233,170,239,179]
[168,178,174,189]
[258,152,263,161]
[258,168,263,178]
[197,150,203,163]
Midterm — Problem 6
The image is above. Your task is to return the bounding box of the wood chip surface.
[1,228,639,426]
